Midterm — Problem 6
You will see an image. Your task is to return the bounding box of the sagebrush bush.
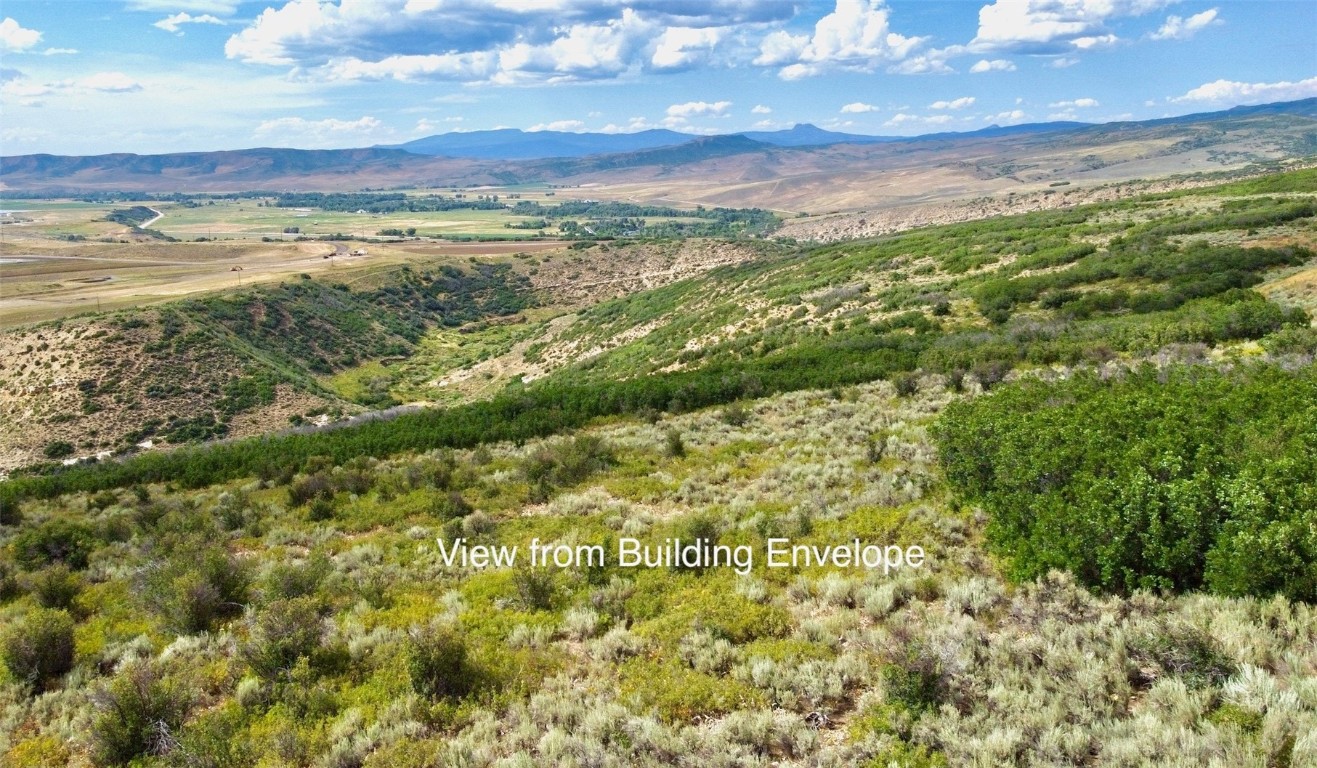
[90,661,191,766]
[241,596,325,680]
[407,625,478,701]
[1,607,75,692]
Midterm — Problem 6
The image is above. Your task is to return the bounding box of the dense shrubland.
[938,365,1317,600]
[2,378,1314,766]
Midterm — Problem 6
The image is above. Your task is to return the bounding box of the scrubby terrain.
[1,168,1316,767]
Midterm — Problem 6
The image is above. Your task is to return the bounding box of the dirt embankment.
[0,317,337,472]
[775,172,1305,243]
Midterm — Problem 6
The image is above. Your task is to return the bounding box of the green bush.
[407,625,479,700]
[241,596,324,680]
[1,607,75,692]
[142,545,249,634]
[24,564,84,610]
[10,518,98,571]
[90,662,191,766]
[936,365,1317,599]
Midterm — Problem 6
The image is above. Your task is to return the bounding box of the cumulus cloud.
[889,52,954,75]
[969,58,1015,73]
[154,12,226,34]
[840,102,878,113]
[970,0,1172,55]
[225,0,794,85]
[1049,56,1080,68]
[651,26,724,70]
[883,112,953,128]
[1049,98,1099,108]
[755,0,924,80]
[599,117,664,133]
[78,72,144,92]
[0,17,42,52]
[1151,8,1219,40]
[751,104,772,114]
[1169,76,1317,105]
[528,119,586,132]
[985,109,1028,124]
[930,96,975,110]
[666,100,731,118]
[254,115,386,146]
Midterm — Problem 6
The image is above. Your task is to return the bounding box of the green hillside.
[1,168,1316,766]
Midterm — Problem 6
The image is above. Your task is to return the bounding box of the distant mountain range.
[387,120,1091,160]
[2,98,1314,195]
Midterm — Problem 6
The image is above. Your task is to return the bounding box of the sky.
[1,0,1315,156]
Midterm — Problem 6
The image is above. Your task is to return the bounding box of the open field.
[0,198,573,328]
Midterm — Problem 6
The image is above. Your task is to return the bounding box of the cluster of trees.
[271,192,505,213]
[936,365,1317,600]
[509,200,779,238]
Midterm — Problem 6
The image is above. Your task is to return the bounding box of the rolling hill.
[2,99,1316,213]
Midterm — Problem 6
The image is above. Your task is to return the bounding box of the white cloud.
[1049,56,1080,68]
[930,96,975,110]
[599,117,662,134]
[1151,8,1219,40]
[0,17,41,52]
[651,26,724,70]
[253,115,386,147]
[42,47,78,55]
[1072,34,1118,49]
[666,100,731,118]
[971,0,1172,55]
[1169,76,1317,105]
[225,0,795,85]
[528,119,586,132]
[1049,98,1099,108]
[751,104,772,114]
[889,52,954,75]
[840,102,878,113]
[127,0,240,12]
[756,0,924,80]
[883,112,953,128]
[154,12,226,34]
[78,72,144,92]
[0,79,53,99]
[985,109,1028,124]
[969,58,1015,73]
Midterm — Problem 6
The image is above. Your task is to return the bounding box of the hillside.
[4,101,1316,213]
[0,168,1315,766]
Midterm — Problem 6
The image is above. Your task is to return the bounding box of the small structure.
[350,248,368,256]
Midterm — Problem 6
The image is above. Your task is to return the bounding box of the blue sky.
[1,0,1314,155]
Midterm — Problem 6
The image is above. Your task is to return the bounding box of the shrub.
[513,568,557,611]
[90,662,191,766]
[721,401,750,426]
[0,497,22,527]
[522,435,615,498]
[10,518,98,570]
[43,441,75,460]
[936,365,1317,599]
[288,473,334,507]
[142,545,249,635]
[664,429,686,458]
[25,564,84,610]
[891,372,919,397]
[407,625,478,700]
[1,607,75,692]
[241,596,324,680]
